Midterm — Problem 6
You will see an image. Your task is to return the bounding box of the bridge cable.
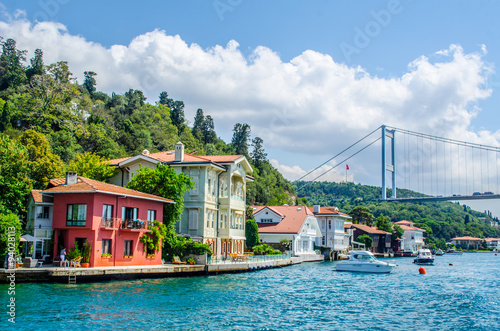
[295,137,382,192]
[294,125,382,183]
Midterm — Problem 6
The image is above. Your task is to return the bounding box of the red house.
[44,172,174,267]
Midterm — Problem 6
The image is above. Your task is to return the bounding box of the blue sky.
[1,0,499,214]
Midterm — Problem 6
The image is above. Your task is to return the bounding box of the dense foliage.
[0,38,297,227]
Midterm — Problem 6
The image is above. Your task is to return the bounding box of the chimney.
[175,142,184,162]
[142,149,150,155]
[313,204,320,213]
[66,172,77,185]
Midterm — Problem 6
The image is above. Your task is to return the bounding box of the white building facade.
[253,206,321,256]
[395,220,425,252]
[310,205,351,255]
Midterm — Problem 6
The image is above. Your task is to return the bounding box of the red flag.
[346,164,349,170]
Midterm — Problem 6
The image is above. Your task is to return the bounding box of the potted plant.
[187,257,196,265]
[101,253,112,258]
[81,241,92,268]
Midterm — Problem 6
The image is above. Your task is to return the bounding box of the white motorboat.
[335,250,396,273]
[435,249,444,256]
[413,249,434,265]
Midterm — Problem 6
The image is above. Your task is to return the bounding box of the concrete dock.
[1,254,324,283]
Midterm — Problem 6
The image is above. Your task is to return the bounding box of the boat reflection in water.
[335,250,396,273]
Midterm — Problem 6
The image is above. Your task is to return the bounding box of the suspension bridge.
[296,125,500,202]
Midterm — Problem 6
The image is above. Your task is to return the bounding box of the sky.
[1,0,499,214]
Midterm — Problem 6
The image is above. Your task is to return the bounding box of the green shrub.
[252,244,281,255]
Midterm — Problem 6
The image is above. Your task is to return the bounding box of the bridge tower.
[381,125,396,200]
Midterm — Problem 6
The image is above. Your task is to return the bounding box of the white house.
[485,238,500,251]
[253,205,321,256]
[24,190,54,259]
[395,220,425,252]
[309,205,351,259]
[108,142,253,257]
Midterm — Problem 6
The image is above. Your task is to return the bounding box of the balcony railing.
[121,219,147,230]
[101,217,120,229]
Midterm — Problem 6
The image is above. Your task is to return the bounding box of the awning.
[21,234,41,242]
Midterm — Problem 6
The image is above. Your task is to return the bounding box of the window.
[124,240,133,256]
[36,206,50,219]
[122,207,138,221]
[147,210,156,221]
[260,218,273,223]
[328,220,332,230]
[322,236,325,245]
[102,204,113,221]
[67,204,87,226]
[102,239,111,255]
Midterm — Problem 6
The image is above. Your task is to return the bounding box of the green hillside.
[295,180,500,247]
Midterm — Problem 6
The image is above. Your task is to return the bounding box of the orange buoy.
[419,267,426,275]
[449,263,453,266]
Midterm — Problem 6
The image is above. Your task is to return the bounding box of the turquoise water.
[2,253,500,330]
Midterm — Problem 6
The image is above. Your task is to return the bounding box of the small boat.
[446,249,463,255]
[335,250,396,273]
[413,249,434,265]
[435,249,444,256]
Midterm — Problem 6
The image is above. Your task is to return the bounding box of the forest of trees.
[0,38,296,225]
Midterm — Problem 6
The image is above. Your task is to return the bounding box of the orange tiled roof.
[308,206,351,217]
[44,176,174,204]
[395,220,414,226]
[351,223,391,235]
[30,189,53,203]
[397,224,425,232]
[254,206,314,234]
[485,238,500,242]
[108,151,243,166]
[451,236,483,241]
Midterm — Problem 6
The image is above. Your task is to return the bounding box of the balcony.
[120,219,148,231]
[101,217,120,229]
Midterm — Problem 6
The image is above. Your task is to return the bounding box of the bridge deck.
[384,194,500,203]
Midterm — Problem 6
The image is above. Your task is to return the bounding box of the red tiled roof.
[43,176,174,204]
[351,223,391,235]
[253,206,314,234]
[308,206,351,217]
[485,238,500,242]
[451,236,483,241]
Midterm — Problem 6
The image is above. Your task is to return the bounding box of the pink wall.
[52,192,164,267]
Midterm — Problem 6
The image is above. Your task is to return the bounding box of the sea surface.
[2,253,500,330]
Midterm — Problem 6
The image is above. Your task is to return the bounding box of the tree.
[392,224,404,241]
[170,100,185,131]
[127,164,194,229]
[0,38,27,91]
[348,206,374,226]
[245,206,259,248]
[68,152,115,182]
[231,123,251,156]
[0,135,32,215]
[83,71,97,95]
[26,48,45,81]
[18,130,65,189]
[192,108,205,141]
[375,216,392,232]
[357,234,373,249]
[251,137,267,166]
[158,91,171,106]
[0,210,22,259]
[202,115,217,144]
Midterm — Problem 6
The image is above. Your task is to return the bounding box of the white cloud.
[1,19,499,190]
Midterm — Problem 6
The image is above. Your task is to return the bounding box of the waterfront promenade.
[1,253,324,283]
